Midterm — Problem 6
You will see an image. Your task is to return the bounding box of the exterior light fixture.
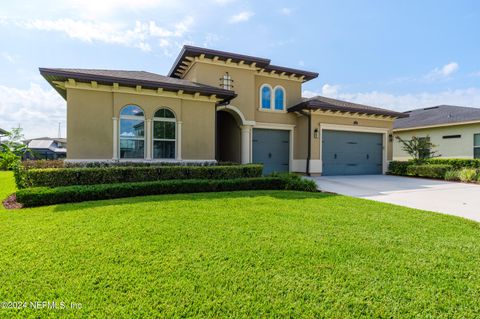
[314,128,319,139]
[389,134,393,142]
[353,121,359,125]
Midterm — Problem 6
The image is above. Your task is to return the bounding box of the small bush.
[24,164,263,188]
[16,175,317,207]
[406,164,452,179]
[22,160,64,169]
[458,168,478,183]
[444,170,460,181]
[388,161,412,175]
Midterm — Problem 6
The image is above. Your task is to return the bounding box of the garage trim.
[319,123,389,174]
[253,122,295,172]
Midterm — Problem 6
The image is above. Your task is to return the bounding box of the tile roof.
[288,95,408,118]
[393,105,480,130]
[40,68,236,103]
[168,45,318,81]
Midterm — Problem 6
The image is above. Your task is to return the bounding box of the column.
[241,125,252,164]
[112,117,119,160]
[177,121,183,160]
[146,119,152,160]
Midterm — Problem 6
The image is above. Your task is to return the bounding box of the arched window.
[274,86,285,111]
[260,84,272,109]
[153,108,176,159]
[119,105,145,159]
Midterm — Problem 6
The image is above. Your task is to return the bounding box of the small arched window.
[274,86,285,111]
[261,85,272,109]
[153,108,176,159]
[119,105,145,159]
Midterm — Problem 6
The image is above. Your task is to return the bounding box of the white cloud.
[303,84,480,112]
[1,52,15,63]
[425,62,459,80]
[280,8,292,15]
[229,11,254,23]
[0,84,66,139]
[14,17,194,52]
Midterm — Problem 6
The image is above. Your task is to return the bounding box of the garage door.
[322,130,383,176]
[253,128,289,175]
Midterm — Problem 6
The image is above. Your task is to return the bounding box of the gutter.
[298,109,312,176]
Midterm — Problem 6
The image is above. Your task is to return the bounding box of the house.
[24,137,67,160]
[40,45,406,175]
[393,105,480,160]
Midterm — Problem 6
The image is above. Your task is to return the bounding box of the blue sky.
[1,0,479,138]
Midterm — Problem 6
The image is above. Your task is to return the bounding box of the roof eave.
[39,68,236,102]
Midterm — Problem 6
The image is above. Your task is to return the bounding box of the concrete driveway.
[313,175,480,222]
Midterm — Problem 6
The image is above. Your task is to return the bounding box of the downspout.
[298,109,312,176]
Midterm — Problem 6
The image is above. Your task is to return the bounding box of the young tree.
[395,135,439,162]
[0,127,30,170]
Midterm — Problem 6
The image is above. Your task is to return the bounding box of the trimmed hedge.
[22,160,65,169]
[64,160,216,168]
[424,158,480,169]
[16,175,318,207]
[24,165,263,188]
[406,164,452,179]
[388,161,411,176]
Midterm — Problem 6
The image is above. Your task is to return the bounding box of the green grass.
[0,171,479,318]
[0,170,15,210]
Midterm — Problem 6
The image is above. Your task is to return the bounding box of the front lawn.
[0,171,479,317]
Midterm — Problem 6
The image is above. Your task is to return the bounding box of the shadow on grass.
[52,190,337,213]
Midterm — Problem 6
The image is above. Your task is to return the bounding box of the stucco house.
[40,45,406,175]
[393,105,480,160]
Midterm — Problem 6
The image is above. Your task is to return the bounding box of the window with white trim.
[119,105,145,159]
[260,84,272,109]
[274,86,285,110]
[474,133,480,159]
[153,108,176,159]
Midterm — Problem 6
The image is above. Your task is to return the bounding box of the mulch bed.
[2,194,22,209]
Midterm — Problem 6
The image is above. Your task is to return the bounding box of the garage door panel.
[322,130,383,176]
[253,129,289,175]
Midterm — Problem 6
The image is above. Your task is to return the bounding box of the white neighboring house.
[393,105,480,160]
[24,137,67,160]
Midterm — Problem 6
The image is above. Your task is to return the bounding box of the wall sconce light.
[313,128,319,139]
[389,134,393,142]
[353,121,359,125]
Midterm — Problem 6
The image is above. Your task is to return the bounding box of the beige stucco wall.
[66,87,216,160]
[67,89,113,159]
[393,123,480,160]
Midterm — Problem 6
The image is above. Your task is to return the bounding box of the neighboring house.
[40,45,406,175]
[393,105,480,160]
[24,137,67,160]
[0,128,8,144]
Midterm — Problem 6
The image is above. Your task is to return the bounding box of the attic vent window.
[220,72,234,90]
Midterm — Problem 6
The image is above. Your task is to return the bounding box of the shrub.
[458,168,478,183]
[444,170,460,181]
[406,164,452,179]
[424,158,480,169]
[22,160,64,169]
[272,173,318,192]
[388,161,412,175]
[64,160,217,168]
[23,164,263,188]
[16,175,317,207]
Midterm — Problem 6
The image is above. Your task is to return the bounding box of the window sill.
[257,107,287,114]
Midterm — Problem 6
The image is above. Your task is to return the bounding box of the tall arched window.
[119,105,145,159]
[274,86,285,111]
[260,84,272,109]
[153,108,176,159]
